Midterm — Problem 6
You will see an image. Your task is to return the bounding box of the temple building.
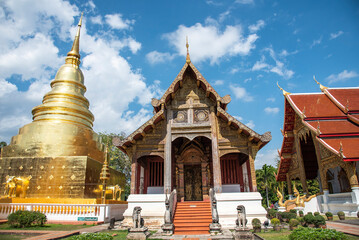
[0,15,124,201]
[276,80,359,216]
[115,42,272,229]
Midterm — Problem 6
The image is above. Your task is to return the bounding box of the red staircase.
[173,201,212,235]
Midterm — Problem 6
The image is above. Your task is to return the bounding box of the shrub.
[337,211,345,216]
[313,215,326,228]
[297,217,304,225]
[307,212,313,215]
[271,218,280,226]
[303,213,315,226]
[266,208,277,219]
[289,219,299,227]
[314,212,320,216]
[67,233,113,240]
[251,218,261,227]
[290,209,297,214]
[298,210,304,215]
[289,227,347,240]
[280,211,297,221]
[7,210,47,228]
[325,212,333,217]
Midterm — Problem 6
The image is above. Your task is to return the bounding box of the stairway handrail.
[169,189,177,222]
[209,188,219,224]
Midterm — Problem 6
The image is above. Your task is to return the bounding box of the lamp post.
[100,146,110,204]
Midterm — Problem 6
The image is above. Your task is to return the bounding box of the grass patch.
[0,223,94,231]
[256,228,359,240]
[0,234,30,240]
[256,229,291,240]
[330,216,358,221]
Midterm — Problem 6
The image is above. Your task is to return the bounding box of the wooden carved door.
[184,164,202,201]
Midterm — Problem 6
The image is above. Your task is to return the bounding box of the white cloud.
[0,79,17,97]
[310,36,322,48]
[326,70,359,84]
[266,97,275,102]
[264,107,279,114]
[163,22,259,64]
[244,78,252,83]
[230,68,239,74]
[233,116,243,121]
[230,84,253,102]
[255,149,278,169]
[105,13,134,30]
[329,31,344,40]
[251,48,294,79]
[213,80,224,86]
[245,120,255,129]
[91,16,102,25]
[146,51,175,65]
[248,20,265,33]
[235,0,254,4]
[279,49,298,57]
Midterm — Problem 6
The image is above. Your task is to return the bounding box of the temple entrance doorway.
[172,136,212,201]
[184,164,202,201]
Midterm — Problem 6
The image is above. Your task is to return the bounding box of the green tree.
[98,132,131,198]
[256,164,277,208]
[0,141,7,155]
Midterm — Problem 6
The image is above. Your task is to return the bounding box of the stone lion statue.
[132,206,144,229]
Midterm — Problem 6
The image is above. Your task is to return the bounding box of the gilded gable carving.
[170,75,214,109]
[173,110,188,123]
[194,109,209,123]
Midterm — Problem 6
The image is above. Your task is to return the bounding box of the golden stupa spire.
[313,75,328,92]
[186,36,191,63]
[31,12,95,130]
[277,82,291,96]
[66,12,83,66]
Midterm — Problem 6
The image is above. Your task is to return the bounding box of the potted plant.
[299,210,304,217]
[303,213,315,227]
[271,218,281,231]
[314,212,320,216]
[313,215,326,228]
[337,211,345,220]
[289,219,299,230]
[252,218,261,233]
[297,217,305,226]
[325,212,333,221]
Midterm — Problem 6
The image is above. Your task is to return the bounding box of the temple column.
[210,106,222,193]
[293,130,308,194]
[248,144,257,192]
[242,162,249,192]
[129,149,137,194]
[164,108,172,193]
[311,133,329,191]
[287,174,293,199]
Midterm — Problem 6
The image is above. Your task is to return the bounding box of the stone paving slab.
[327,221,359,236]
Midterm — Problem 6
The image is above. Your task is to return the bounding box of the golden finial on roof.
[186,36,191,63]
[66,12,83,66]
[313,75,328,92]
[276,82,291,96]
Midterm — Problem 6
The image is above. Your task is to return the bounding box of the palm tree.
[256,164,277,208]
[0,141,7,154]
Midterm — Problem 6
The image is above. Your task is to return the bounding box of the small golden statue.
[93,184,122,200]
[3,175,31,198]
[277,182,316,210]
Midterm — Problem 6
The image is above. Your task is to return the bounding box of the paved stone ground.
[327,221,359,236]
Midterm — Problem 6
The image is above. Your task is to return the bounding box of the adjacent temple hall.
[115,42,272,227]
[277,81,359,216]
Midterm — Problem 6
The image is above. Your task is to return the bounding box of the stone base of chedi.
[0,156,123,199]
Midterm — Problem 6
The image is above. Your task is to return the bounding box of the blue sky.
[0,0,358,168]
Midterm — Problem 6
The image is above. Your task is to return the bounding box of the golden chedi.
[0,14,124,200]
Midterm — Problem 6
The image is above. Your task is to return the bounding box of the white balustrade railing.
[0,203,127,223]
